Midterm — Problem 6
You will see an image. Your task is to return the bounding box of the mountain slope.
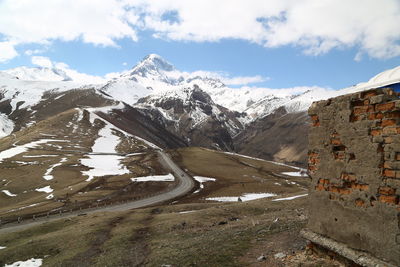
[234,108,309,167]
[135,85,245,150]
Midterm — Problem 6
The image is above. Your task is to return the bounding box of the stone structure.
[304,87,400,266]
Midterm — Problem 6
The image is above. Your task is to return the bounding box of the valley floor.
[0,146,345,266]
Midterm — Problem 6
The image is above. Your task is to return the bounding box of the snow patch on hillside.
[2,190,17,197]
[4,258,43,267]
[0,113,14,138]
[35,186,53,193]
[80,122,129,181]
[272,194,308,201]
[0,139,65,163]
[193,176,216,193]
[206,193,276,202]
[43,157,67,180]
[131,174,175,182]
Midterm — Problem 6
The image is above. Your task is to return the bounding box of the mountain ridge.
[1,54,399,165]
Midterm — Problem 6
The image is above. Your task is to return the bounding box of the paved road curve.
[0,151,195,234]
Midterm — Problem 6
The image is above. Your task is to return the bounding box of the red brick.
[308,152,319,157]
[339,188,352,195]
[328,186,340,193]
[384,169,396,177]
[331,139,342,145]
[383,126,397,135]
[370,129,382,136]
[384,137,393,144]
[310,115,319,121]
[383,162,391,169]
[355,199,365,207]
[379,195,399,204]
[376,112,384,119]
[330,132,340,138]
[385,111,400,118]
[354,106,368,114]
[308,157,320,165]
[315,184,325,191]
[376,102,395,111]
[354,183,369,191]
[357,184,369,191]
[350,115,362,122]
[312,121,320,127]
[334,152,345,160]
[321,179,330,185]
[379,186,396,195]
[382,119,396,127]
[308,165,317,171]
[367,113,376,120]
[341,173,357,182]
[362,90,378,98]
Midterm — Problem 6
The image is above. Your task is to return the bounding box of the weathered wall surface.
[307,87,400,266]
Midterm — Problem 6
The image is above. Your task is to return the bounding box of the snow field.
[206,193,277,202]
[131,174,175,182]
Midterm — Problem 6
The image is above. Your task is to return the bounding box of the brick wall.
[308,87,400,266]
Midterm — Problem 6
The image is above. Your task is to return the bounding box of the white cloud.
[0,41,18,62]
[31,56,53,68]
[222,75,268,86]
[122,62,128,66]
[104,71,123,80]
[0,0,140,61]
[25,48,46,56]
[169,69,268,86]
[0,0,399,61]
[208,72,267,86]
[137,0,400,59]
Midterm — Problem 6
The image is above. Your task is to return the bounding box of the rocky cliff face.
[136,85,245,151]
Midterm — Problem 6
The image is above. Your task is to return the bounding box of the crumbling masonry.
[304,87,400,266]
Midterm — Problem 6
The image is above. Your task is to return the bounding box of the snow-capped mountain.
[0,53,364,128]
[4,66,72,82]
[136,85,245,150]
[101,54,363,124]
[3,65,106,84]
[1,53,399,165]
[102,54,226,106]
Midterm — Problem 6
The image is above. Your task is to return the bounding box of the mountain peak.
[133,54,175,74]
[143,53,163,61]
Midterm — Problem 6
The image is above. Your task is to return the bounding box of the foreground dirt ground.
[0,195,345,266]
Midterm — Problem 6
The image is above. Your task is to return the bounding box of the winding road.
[0,150,195,234]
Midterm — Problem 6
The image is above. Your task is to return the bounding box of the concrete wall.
[307,87,400,266]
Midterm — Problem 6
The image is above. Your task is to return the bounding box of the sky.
[0,0,399,90]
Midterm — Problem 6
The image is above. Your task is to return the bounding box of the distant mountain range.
[1,54,399,166]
